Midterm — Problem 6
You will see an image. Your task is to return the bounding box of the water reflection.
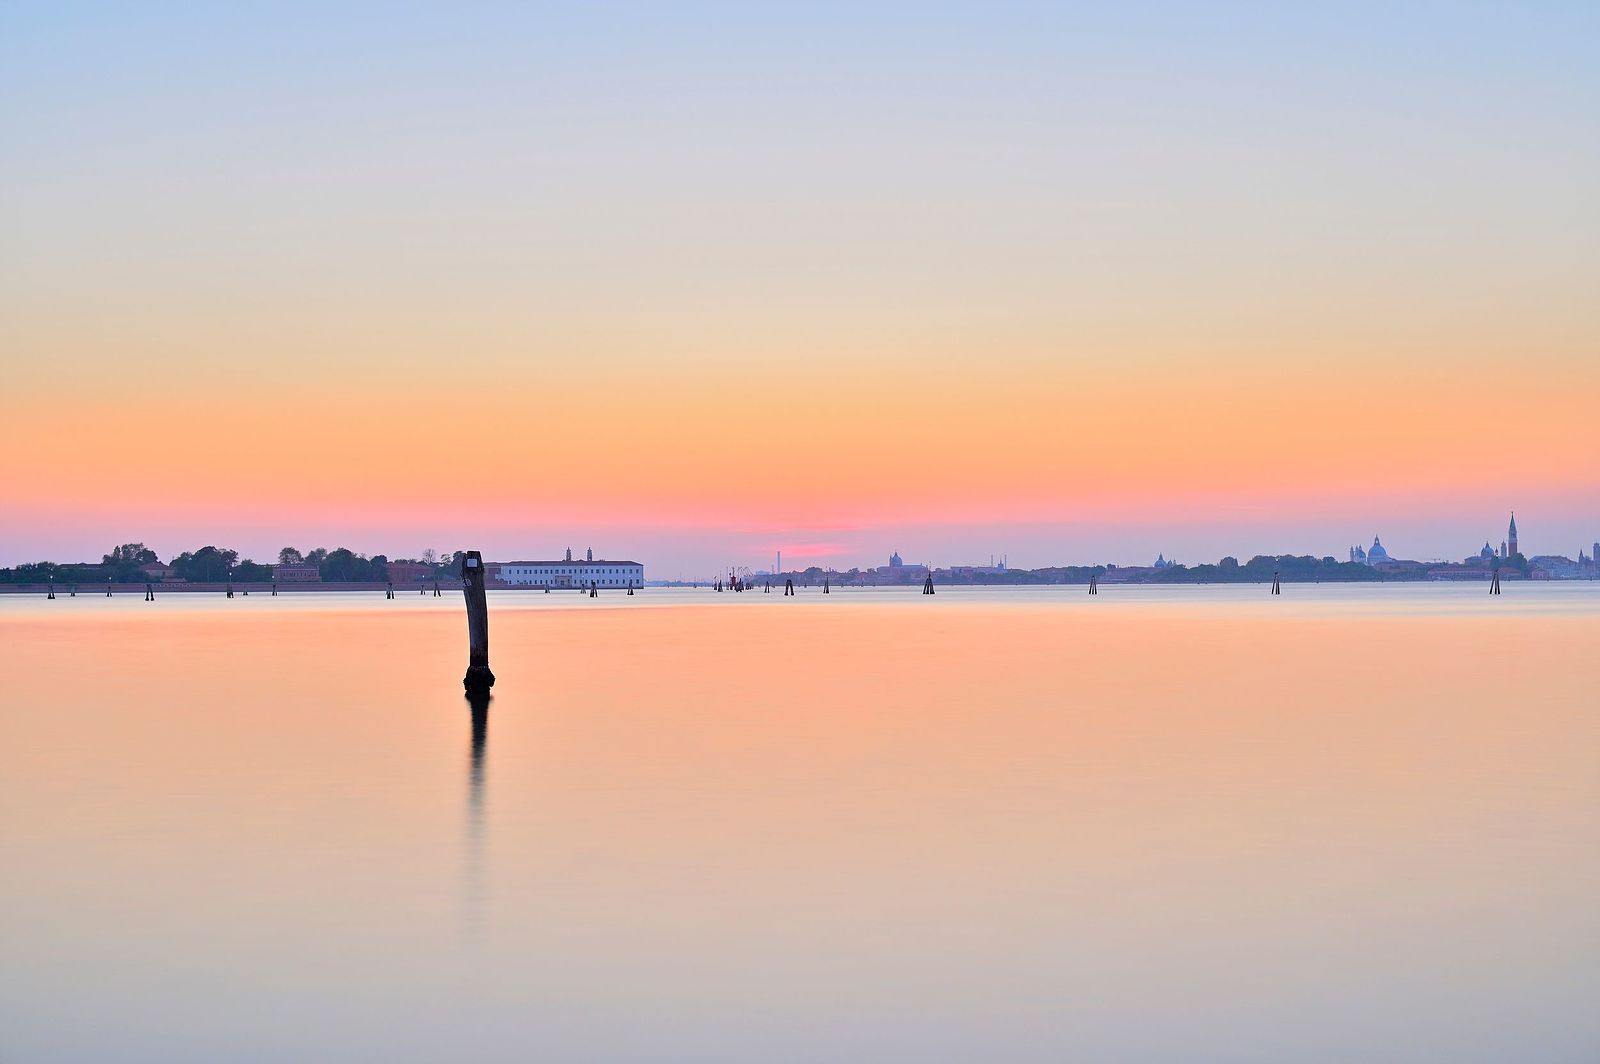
[464,689,490,942]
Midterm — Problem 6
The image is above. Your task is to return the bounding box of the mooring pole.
[1272,570,1281,595]
[47,578,55,600]
[145,583,154,602]
[386,580,394,600]
[460,550,495,695]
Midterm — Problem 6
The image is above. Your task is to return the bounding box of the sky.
[2,2,1597,576]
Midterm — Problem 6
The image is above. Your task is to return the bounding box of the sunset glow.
[3,4,1596,571]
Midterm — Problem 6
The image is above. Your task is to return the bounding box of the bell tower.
[1508,513,1518,558]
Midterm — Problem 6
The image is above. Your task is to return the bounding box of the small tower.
[1507,513,1518,558]
[565,547,572,562]
[587,547,593,562]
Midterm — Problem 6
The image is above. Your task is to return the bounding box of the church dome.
[1368,536,1390,562]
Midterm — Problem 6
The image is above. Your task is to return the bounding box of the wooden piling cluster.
[784,578,795,596]
[1271,570,1281,595]
[1088,574,1098,595]
[1490,568,1501,595]
[144,583,155,601]
[922,571,935,595]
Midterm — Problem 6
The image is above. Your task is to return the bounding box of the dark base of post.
[464,664,496,694]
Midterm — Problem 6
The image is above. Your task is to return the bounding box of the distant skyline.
[3,3,1597,571]
[4,508,1593,581]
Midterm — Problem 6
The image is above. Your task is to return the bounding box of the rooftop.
[497,559,643,567]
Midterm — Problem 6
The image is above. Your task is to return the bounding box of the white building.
[495,547,644,589]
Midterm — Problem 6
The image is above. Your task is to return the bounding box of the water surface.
[2,585,1597,1061]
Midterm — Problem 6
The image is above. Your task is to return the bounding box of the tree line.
[1,542,467,584]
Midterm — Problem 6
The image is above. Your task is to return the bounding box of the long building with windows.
[494,548,644,589]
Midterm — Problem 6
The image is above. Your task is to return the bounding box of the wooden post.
[272,580,278,596]
[145,583,154,602]
[47,578,55,600]
[1272,570,1280,595]
[460,550,495,695]
[1491,568,1501,595]
[106,582,112,597]
[386,580,394,600]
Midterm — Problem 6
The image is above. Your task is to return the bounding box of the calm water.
[2,585,1597,1062]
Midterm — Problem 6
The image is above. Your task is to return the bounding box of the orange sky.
[2,4,1597,570]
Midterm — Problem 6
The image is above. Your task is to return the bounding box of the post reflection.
[463,689,490,942]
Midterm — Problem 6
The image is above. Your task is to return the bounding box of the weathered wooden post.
[460,550,495,695]
[1490,567,1501,595]
[271,580,278,597]
[823,576,830,594]
[386,580,394,600]
[145,583,154,602]
[1271,570,1281,595]
[47,577,55,600]
[105,582,112,597]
